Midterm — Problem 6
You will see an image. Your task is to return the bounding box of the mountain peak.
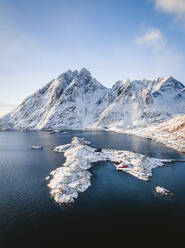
[57,68,92,85]
[157,76,174,83]
[78,68,92,81]
[79,67,91,75]
[153,76,184,96]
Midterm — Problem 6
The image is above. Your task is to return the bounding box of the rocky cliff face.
[0,69,185,130]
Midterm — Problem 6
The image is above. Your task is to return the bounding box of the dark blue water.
[0,130,185,247]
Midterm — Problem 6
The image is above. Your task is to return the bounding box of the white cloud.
[135,27,183,75]
[154,0,185,23]
[155,0,185,14]
[135,28,166,50]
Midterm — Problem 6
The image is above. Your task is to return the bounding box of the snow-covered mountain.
[0,68,185,131]
[0,68,107,130]
[94,76,185,130]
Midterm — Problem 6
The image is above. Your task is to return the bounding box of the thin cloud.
[155,0,185,15]
[154,0,185,25]
[135,28,166,50]
[135,28,183,75]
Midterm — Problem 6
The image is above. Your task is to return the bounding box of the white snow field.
[47,137,172,204]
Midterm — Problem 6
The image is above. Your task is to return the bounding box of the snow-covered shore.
[47,137,172,204]
[122,115,185,154]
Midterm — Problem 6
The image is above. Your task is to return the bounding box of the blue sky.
[0,0,185,116]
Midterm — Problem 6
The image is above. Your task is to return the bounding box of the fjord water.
[0,130,185,247]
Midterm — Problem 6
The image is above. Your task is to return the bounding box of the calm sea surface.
[0,130,185,247]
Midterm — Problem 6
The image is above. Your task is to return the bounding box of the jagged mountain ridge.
[0,68,185,130]
[94,76,185,129]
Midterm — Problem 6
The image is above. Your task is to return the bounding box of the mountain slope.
[94,76,185,129]
[0,69,185,134]
[0,68,107,130]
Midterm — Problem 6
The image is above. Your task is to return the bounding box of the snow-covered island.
[31,145,43,150]
[47,137,173,204]
[155,186,172,196]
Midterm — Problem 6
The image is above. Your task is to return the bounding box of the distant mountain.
[0,68,185,131]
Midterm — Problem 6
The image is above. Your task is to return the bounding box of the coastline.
[1,120,185,154]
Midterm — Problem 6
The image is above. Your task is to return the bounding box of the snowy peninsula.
[47,137,172,204]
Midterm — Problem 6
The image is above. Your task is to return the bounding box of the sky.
[0,0,185,117]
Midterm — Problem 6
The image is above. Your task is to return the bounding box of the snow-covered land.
[48,137,172,204]
[0,68,185,152]
[124,115,185,153]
